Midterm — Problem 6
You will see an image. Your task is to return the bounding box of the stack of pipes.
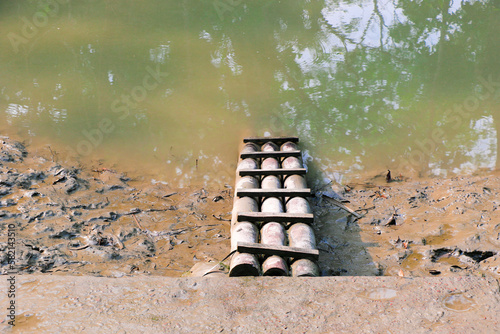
[282,142,319,277]
[229,139,319,277]
[229,143,261,276]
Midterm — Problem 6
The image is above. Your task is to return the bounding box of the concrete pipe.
[235,176,259,189]
[231,197,258,226]
[281,141,298,151]
[262,255,289,276]
[241,143,259,154]
[262,141,279,152]
[261,222,286,246]
[261,175,281,189]
[261,157,279,170]
[288,223,316,249]
[285,197,312,214]
[261,197,284,213]
[282,156,303,169]
[229,252,260,277]
[233,196,259,213]
[291,259,319,277]
[237,158,258,171]
[284,175,307,189]
[231,222,259,251]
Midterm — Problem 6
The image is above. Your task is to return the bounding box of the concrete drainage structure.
[229,136,319,277]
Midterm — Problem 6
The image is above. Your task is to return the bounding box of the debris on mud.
[0,136,231,277]
[1,136,499,279]
[313,171,500,279]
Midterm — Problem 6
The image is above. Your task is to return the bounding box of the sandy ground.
[0,275,499,333]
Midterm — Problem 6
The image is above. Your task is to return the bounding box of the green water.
[1,0,500,186]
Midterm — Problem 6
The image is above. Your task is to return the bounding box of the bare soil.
[1,275,499,333]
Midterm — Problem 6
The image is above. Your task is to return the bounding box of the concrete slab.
[1,275,499,333]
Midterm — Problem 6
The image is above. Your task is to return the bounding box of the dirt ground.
[1,275,499,333]
[0,135,499,280]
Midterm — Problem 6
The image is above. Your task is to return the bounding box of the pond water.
[1,0,500,186]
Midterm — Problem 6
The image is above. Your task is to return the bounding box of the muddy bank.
[314,171,500,280]
[0,135,499,279]
[0,136,232,277]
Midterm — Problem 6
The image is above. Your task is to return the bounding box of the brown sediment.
[0,135,232,277]
[314,170,500,279]
[1,135,499,279]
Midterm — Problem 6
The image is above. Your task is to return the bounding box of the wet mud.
[1,136,499,279]
[314,171,500,279]
[0,136,232,277]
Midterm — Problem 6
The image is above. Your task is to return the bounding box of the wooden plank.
[240,150,301,159]
[243,136,299,144]
[238,212,314,224]
[237,242,319,261]
[236,188,312,197]
[239,168,306,176]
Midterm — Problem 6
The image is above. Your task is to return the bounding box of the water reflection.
[1,0,499,186]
